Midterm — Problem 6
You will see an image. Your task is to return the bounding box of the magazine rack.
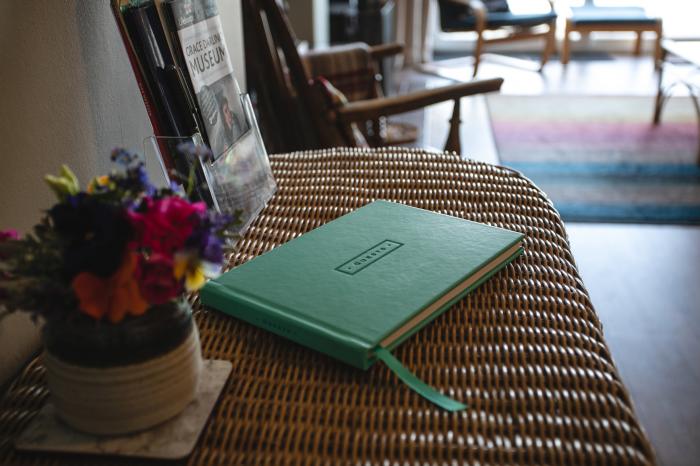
[144,93,276,238]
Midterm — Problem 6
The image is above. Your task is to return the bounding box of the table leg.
[653,22,663,69]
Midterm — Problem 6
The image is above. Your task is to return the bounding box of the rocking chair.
[243,0,503,155]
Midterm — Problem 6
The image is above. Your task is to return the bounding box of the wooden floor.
[567,224,700,466]
[394,54,700,466]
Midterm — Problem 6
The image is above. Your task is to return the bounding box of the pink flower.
[128,197,206,256]
[0,230,18,241]
[135,252,183,305]
[0,230,19,262]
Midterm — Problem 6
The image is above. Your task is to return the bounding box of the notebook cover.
[201,201,524,369]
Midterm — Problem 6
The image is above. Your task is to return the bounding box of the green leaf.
[45,165,80,201]
[60,165,80,193]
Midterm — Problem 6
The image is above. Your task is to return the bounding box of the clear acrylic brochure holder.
[144,93,277,240]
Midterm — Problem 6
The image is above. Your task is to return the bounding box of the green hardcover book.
[201,200,524,410]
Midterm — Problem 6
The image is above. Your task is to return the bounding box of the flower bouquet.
[0,147,234,435]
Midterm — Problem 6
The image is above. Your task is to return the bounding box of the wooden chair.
[299,41,418,147]
[436,0,557,77]
[243,0,503,155]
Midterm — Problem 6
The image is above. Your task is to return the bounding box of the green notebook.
[201,201,524,410]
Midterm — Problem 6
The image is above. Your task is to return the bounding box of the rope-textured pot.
[41,300,202,435]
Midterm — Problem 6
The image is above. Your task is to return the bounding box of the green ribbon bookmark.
[375,347,467,412]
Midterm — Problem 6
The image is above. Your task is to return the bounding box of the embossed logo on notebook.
[336,240,403,275]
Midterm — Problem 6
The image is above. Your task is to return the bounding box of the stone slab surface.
[15,359,232,460]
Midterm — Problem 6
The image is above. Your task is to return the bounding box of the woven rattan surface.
[0,148,654,466]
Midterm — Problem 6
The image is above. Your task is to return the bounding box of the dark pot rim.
[42,300,194,368]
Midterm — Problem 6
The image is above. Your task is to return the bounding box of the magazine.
[167,0,250,159]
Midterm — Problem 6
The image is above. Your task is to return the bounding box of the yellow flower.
[87,175,112,194]
[174,253,207,291]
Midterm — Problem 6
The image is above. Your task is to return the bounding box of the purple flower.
[109,148,155,196]
[110,147,139,166]
[185,211,231,264]
[200,233,224,264]
[128,165,155,196]
[169,180,184,194]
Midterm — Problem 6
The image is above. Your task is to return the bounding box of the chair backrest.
[436,0,511,31]
[243,0,351,151]
[435,0,473,31]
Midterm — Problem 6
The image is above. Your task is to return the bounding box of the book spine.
[200,282,371,369]
[121,3,214,206]
[122,4,192,138]
[111,1,176,173]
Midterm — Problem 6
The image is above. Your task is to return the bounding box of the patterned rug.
[488,95,700,224]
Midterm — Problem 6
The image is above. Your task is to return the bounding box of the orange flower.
[71,252,149,323]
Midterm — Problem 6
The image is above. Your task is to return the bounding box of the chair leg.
[444,98,462,154]
[540,22,556,71]
[369,118,384,146]
[653,47,666,125]
[561,20,572,65]
[634,31,643,56]
[473,33,484,78]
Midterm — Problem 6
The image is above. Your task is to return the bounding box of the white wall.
[287,0,329,48]
[219,0,247,89]
[0,0,245,234]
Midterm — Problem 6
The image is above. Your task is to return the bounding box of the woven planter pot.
[42,300,202,436]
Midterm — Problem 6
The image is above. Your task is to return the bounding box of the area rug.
[488,95,700,224]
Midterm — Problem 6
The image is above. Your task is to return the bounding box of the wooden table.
[0,148,656,465]
[653,39,700,163]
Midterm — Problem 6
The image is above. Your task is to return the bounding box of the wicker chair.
[243,0,503,154]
